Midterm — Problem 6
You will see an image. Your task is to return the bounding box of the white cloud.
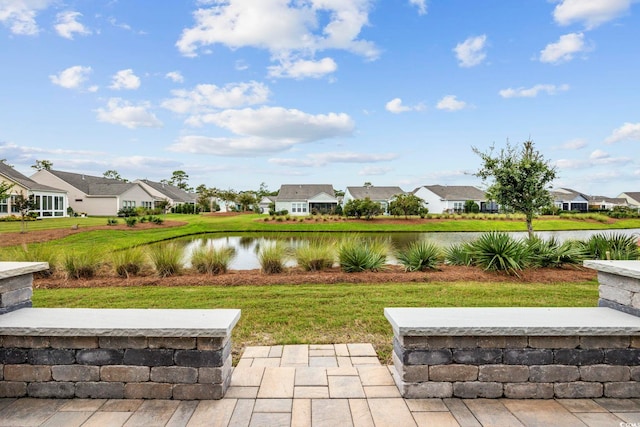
[162,81,270,115]
[605,122,640,144]
[54,11,91,39]
[96,98,163,129]
[169,135,298,157]
[49,65,92,90]
[559,138,587,150]
[553,0,632,29]
[436,95,467,111]
[0,0,53,35]
[499,84,570,98]
[539,33,586,64]
[359,166,392,175]
[590,149,609,159]
[385,98,424,114]
[270,151,397,167]
[109,69,141,90]
[176,0,378,78]
[165,71,184,83]
[268,57,337,79]
[453,35,487,67]
[409,0,427,15]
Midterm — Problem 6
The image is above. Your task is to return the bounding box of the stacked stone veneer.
[585,260,640,317]
[0,261,240,400]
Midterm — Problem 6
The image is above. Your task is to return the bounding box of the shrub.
[191,245,236,275]
[295,240,335,271]
[151,216,163,225]
[117,207,138,217]
[258,242,287,274]
[125,217,137,227]
[527,237,585,268]
[579,233,640,260]
[338,237,388,272]
[467,231,530,275]
[107,218,118,226]
[111,247,146,278]
[444,243,474,266]
[61,251,100,279]
[147,243,183,277]
[396,240,442,272]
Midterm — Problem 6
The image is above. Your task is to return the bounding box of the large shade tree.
[473,140,557,237]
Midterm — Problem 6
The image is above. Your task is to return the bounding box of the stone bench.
[386,260,640,399]
[0,262,240,400]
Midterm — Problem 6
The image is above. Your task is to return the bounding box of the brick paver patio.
[1,344,639,426]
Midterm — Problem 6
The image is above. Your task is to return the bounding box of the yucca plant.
[396,240,442,272]
[444,242,474,266]
[191,245,236,275]
[338,237,388,272]
[111,247,146,278]
[61,250,101,279]
[147,243,183,277]
[527,236,585,268]
[468,231,530,275]
[579,233,640,260]
[295,240,335,271]
[258,241,287,274]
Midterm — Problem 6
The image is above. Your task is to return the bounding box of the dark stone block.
[76,349,123,365]
[27,382,75,399]
[554,349,603,365]
[0,348,28,364]
[176,340,231,367]
[123,349,174,366]
[604,349,640,366]
[28,349,76,365]
[453,349,502,365]
[0,301,32,315]
[405,349,453,366]
[504,349,553,365]
[598,298,640,318]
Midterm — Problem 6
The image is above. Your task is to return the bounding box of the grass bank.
[34,280,599,363]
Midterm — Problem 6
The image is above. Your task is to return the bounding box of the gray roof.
[417,185,485,200]
[550,188,588,202]
[276,184,335,201]
[46,170,136,196]
[588,195,627,205]
[0,163,65,193]
[621,192,640,204]
[137,179,196,203]
[346,186,405,201]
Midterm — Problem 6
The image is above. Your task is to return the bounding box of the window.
[10,195,19,213]
[453,201,464,212]
[122,200,136,208]
[142,201,153,209]
[0,198,7,213]
[291,202,307,213]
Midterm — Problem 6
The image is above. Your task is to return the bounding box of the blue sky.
[1,0,639,196]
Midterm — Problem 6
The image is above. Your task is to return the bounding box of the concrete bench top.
[0,262,49,279]
[384,307,640,336]
[0,308,241,337]
[584,260,640,279]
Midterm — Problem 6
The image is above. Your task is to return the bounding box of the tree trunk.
[526,217,534,238]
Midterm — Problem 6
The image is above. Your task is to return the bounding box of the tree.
[464,200,480,214]
[473,140,557,237]
[218,189,237,211]
[0,181,13,201]
[343,197,383,220]
[237,192,257,211]
[169,170,191,191]
[103,170,127,181]
[388,194,425,219]
[155,198,171,214]
[12,192,36,233]
[31,160,53,171]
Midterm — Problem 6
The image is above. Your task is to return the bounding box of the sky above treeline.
[1,0,639,196]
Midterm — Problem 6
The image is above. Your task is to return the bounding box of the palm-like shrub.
[61,251,100,279]
[112,247,146,278]
[396,240,442,272]
[468,231,529,275]
[579,233,640,260]
[147,243,183,277]
[258,242,287,274]
[527,237,585,268]
[444,243,474,266]
[295,241,335,271]
[191,245,236,275]
[338,237,388,272]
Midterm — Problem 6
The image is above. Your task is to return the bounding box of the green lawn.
[34,280,599,362]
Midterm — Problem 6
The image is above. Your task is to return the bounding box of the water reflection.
[177,229,640,271]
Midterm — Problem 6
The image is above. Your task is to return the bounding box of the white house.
[413,185,491,213]
[343,185,405,214]
[135,179,196,211]
[587,195,628,211]
[31,169,155,216]
[274,184,338,215]
[618,192,640,210]
[550,188,589,212]
[0,163,68,218]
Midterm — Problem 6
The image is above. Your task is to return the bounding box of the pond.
[173,229,640,270]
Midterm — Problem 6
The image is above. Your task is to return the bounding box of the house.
[0,163,68,218]
[274,184,338,215]
[550,188,589,212]
[258,196,275,214]
[343,185,406,214]
[31,169,155,216]
[618,192,640,210]
[413,185,492,213]
[135,179,196,212]
[587,195,628,211]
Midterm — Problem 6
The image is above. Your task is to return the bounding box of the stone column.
[584,260,640,317]
[0,262,49,315]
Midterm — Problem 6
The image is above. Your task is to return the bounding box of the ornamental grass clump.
[147,243,183,277]
[295,240,335,271]
[338,237,388,272]
[8,244,57,277]
[396,240,442,272]
[191,245,236,275]
[111,247,146,278]
[467,231,529,275]
[579,233,640,260]
[258,241,287,274]
[61,250,100,279]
